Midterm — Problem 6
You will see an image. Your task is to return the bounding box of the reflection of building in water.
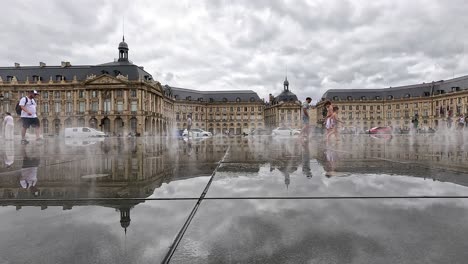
[328,136,468,169]
[0,138,230,233]
[312,137,468,186]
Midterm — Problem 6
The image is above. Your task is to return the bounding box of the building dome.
[118,36,129,62]
[118,40,128,50]
[276,90,298,102]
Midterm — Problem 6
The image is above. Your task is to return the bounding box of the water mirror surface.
[0,134,468,263]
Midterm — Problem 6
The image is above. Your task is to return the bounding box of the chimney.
[61,61,71,67]
[14,63,20,68]
[39,62,46,67]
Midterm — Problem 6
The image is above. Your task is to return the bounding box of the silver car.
[182,128,213,138]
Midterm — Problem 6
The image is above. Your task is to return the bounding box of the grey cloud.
[3,0,468,101]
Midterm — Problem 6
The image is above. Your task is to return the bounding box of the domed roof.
[118,36,129,50]
[118,41,128,50]
[276,90,298,102]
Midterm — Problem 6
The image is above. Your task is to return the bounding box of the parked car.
[366,126,392,134]
[271,127,301,136]
[64,127,107,138]
[182,128,213,138]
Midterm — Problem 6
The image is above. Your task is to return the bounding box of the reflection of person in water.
[186,138,193,156]
[3,141,15,168]
[20,146,40,196]
[323,148,337,178]
[302,145,312,178]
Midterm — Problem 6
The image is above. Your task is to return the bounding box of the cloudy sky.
[2,0,468,102]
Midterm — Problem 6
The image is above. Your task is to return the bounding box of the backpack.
[15,97,28,115]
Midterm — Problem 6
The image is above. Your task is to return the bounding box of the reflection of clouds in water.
[174,198,468,263]
[0,201,195,264]
[208,161,468,198]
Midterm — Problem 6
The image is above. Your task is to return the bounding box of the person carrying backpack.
[18,90,42,145]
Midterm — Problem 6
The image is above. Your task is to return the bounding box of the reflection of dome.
[276,90,298,102]
[120,208,131,234]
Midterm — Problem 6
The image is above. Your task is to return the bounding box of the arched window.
[223,98,228,102]
[375,96,381,100]
[361,96,367,100]
[236,97,241,102]
[347,96,353,101]
[404,93,411,98]
[333,96,339,101]
[250,97,255,102]
[387,95,393,100]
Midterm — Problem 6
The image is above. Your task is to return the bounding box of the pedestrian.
[301,97,312,143]
[19,90,42,144]
[3,112,14,140]
[326,106,341,144]
[324,100,333,120]
[458,115,465,130]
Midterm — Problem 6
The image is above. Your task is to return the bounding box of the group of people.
[300,99,340,145]
[2,90,42,144]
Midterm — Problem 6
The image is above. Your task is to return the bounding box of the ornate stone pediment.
[85,75,126,85]
[116,74,128,81]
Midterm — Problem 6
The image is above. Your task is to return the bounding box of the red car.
[366,126,392,134]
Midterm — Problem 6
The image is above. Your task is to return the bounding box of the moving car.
[366,126,392,134]
[64,127,107,138]
[182,128,212,138]
[271,127,301,136]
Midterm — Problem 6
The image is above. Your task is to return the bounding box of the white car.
[64,127,107,138]
[182,128,213,138]
[271,127,301,136]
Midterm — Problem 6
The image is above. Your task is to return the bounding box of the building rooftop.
[0,38,153,83]
[166,85,262,103]
[321,74,468,101]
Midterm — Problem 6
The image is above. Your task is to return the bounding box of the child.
[326,106,341,144]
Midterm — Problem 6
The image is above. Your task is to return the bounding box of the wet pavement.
[1,134,468,263]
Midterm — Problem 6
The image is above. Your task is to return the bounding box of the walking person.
[3,112,14,140]
[326,106,341,145]
[19,90,41,145]
[457,115,465,130]
[300,97,312,143]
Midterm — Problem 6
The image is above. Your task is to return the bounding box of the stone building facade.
[0,38,174,136]
[167,86,265,135]
[264,77,302,130]
[316,75,468,131]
